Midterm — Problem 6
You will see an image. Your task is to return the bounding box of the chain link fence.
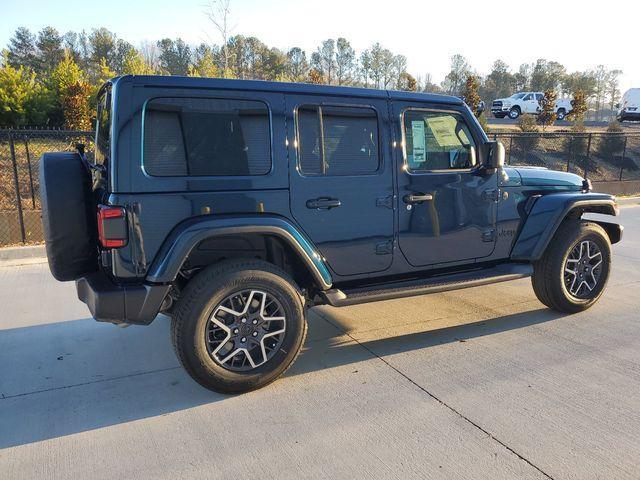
[0,130,93,246]
[1,129,640,247]
[490,132,640,182]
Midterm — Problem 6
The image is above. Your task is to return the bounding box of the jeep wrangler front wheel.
[532,220,611,313]
[171,259,307,394]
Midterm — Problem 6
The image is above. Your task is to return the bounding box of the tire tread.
[532,219,611,313]
[170,259,307,393]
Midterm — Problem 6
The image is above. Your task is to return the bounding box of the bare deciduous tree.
[607,69,623,114]
[441,54,470,96]
[139,40,160,71]
[205,0,234,75]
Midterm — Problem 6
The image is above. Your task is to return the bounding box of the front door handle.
[306,197,341,209]
[403,193,433,204]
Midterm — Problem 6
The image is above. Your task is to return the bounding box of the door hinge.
[375,239,394,255]
[482,229,496,242]
[376,195,394,209]
[482,188,500,202]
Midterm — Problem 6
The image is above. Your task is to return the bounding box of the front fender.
[146,215,332,289]
[511,192,619,261]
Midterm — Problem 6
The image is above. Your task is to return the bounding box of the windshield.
[509,93,526,99]
[95,83,112,166]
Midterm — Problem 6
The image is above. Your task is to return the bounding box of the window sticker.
[411,120,426,164]
[425,115,460,148]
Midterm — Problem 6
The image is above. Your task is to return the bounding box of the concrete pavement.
[1,207,639,479]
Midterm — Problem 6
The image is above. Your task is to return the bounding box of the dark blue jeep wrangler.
[39,76,622,393]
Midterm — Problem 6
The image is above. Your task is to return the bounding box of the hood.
[508,167,584,190]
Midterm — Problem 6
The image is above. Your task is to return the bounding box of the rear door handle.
[306,197,341,209]
[403,193,433,204]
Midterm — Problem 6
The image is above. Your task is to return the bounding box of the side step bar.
[319,264,533,307]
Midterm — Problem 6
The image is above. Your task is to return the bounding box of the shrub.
[597,121,625,165]
[564,121,597,175]
[461,75,482,115]
[511,114,541,164]
[567,89,587,122]
[537,88,557,131]
[61,81,91,130]
[0,60,49,126]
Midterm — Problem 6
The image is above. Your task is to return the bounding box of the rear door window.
[143,97,271,176]
[296,105,379,176]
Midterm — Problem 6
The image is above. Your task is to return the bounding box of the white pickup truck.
[491,92,573,120]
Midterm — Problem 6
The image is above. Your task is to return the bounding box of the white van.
[617,88,640,122]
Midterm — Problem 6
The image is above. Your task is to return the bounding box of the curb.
[617,196,640,206]
[0,245,46,262]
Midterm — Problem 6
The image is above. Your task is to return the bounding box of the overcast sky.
[1,0,637,91]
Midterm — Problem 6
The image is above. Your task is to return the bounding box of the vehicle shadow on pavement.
[0,307,564,449]
[289,306,567,377]
[0,315,220,449]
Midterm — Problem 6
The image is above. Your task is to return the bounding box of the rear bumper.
[76,271,170,325]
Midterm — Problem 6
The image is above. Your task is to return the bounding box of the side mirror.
[481,141,505,171]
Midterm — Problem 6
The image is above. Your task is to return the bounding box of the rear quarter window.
[95,85,112,166]
[143,97,271,176]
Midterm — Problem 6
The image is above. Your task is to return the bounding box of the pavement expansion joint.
[313,308,556,480]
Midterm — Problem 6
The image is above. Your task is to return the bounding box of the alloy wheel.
[563,240,603,299]
[206,289,286,371]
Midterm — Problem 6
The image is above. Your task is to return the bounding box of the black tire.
[556,109,566,120]
[39,152,97,281]
[508,107,521,119]
[532,220,611,313]
[171,259,307,394]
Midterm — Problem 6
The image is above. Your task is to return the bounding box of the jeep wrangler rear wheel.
[171,259,307,394]
[532,220,611,313]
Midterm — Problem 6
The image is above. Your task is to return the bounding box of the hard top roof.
[113,75,464,105]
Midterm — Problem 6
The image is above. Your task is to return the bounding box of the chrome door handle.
[403,193,433,204]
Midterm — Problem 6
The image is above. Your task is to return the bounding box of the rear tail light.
[97,205,128,248]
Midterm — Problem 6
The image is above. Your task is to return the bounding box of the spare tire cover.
[39,152,98,281]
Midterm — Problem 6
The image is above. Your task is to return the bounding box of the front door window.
[403,110,476,172]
